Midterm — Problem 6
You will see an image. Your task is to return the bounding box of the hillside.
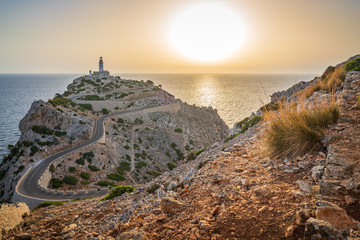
[2,55,360,239]
[0,74,228,204]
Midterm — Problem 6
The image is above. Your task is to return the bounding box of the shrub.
[101,108,109,114]
[97,180,115,187]
[80,180,89,185]
[31,125,54,135]
[49,164,55,172]
[55,131,67,137]
[135,161,147,169]
[264,98,340,158]
[63,176,78,185]
[117,161,131,174]
[51,178,63,188]
[48,96,75,108]
[80,172,90,180]
[88,165,100,171]
[30,145,39,156]
[14,165,24,174]
[101,186,136,201]
[69,166,76,172]
[82,151,94,163]
[225,116,263,143]
[174,128,183,133]
[78,103,93,111]
[124,145,130,150]
[35,201,64,209]
[167,162,176,170]
[107,173,125,181]
[75,158,85,165]
[344,58,360,72]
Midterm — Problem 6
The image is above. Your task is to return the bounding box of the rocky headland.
[1,55,360,239]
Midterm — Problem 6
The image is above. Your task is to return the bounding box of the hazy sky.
[0,0,359,74]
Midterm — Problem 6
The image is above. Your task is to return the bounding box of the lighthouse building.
[90,56,110,77]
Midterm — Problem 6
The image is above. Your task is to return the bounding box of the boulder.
[160,197,183,213]
[315,200,358,230]
[304,218,346,240]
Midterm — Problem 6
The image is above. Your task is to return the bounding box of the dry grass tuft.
[264,97,340,158]
[300,67,345,99]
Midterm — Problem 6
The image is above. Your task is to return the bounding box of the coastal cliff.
[0,74,228,203]
[2,55,360,239]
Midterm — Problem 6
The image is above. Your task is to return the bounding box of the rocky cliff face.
[0,99,94,202]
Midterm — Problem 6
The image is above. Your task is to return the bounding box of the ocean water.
[0,73,314,160]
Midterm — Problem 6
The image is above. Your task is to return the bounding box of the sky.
[0,0,359,74]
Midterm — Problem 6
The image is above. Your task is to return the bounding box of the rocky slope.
[2,55,360,239]
[0,74,228,202]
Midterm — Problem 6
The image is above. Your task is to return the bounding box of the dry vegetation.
[264,97,340,158]
[300,66,346,99]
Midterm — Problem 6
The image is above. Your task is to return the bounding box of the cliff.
[2,55,360,239]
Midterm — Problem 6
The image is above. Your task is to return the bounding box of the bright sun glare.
[168,2,247,63]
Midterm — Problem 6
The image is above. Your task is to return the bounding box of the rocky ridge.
[0,73,228,203]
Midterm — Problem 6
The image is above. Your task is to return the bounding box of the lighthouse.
[99,56,104,72]
[89,56,110,77]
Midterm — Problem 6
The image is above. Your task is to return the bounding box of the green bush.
[97,180,115,187]
[55,131,67,137]
[101,186,136,201]
[101,108,109,115]
[48,96,75,108]
[81,180,89,185]
[117,161,131,174]
[225,116,263,143]
[167,162,176,170]
[75,158,85,165]
[63,176,78,185]
[51,178,63,188]
[88,165,100,172]
[82,151,94,163]
[49,164,55,172]
[124,145,130,150]
[135,161,147,169]
[31,125,54,135]
[30,145,39,156]
[35,201,64,209]
[174,128,183,133]
[107,173,125,181]
[80,172,90,180]
[344,58,360,72]
[69,166,76,172]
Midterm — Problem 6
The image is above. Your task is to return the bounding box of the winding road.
[14,102,180,207]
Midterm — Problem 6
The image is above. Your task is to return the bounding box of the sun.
[168,2,247,63]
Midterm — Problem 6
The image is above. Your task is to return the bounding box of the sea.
[0,73,314,160]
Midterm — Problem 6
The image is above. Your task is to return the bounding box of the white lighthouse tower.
[99,56,104,72]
